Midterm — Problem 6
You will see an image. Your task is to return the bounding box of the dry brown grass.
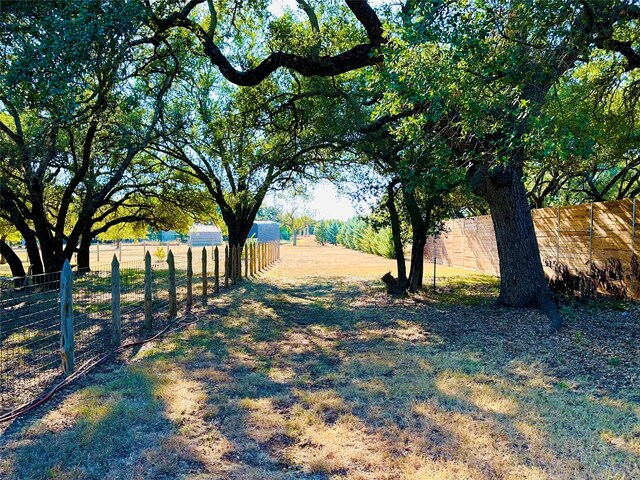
[265,237,472,279]
[1,238,638,479]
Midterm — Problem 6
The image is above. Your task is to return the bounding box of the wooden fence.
[424,199,639,298]
[0,240,281,419]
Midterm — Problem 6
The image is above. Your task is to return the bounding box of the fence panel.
[425,198,640,298]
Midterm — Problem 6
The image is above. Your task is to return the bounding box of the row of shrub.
[316,218,395,259]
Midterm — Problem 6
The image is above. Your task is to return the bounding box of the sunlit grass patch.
[429,274,500,305]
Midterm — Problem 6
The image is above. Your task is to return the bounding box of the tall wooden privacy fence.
[424,199,639,299]
[0,241,280,418]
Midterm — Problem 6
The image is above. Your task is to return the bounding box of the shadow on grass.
[1,276,639,479]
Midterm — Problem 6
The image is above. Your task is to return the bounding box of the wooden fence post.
[254,243,258,274]
[214,246,220,293]
[111,255,121,348]
[231,245,237,285]
[256,243,261,272]
[244,245,249,278]
[225,245,230,287]
[186,247,193,308]
[144,251,153,329]
[251,243,255,276]
[256,243,261,271]
[59,260,74,374]
[202,247,208,305]
[167,250,177,317]
[237,244,242,281]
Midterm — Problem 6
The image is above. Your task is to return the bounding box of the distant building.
[249,221,280,243]
[189,224,223,246]
[160,230,182,242]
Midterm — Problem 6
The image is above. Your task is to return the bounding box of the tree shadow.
[2,275,638,479]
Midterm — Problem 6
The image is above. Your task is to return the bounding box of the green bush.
[337,219,395,259]
[315,220,342,245]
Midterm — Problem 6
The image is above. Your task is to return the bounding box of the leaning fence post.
[111,255,121,348]
[214,246,220,293]
[59,260,75,374]
[167,250,177,317]
[202,247,208,305]
[186,247,193,308]
[225,245,230,288]
[144,251,153,329]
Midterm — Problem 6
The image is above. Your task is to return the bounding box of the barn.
[248,221,280,242]
[189,224,223,246]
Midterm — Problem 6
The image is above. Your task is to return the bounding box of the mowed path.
[1,240,638,479]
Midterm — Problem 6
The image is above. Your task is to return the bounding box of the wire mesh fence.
[0,242,280,418]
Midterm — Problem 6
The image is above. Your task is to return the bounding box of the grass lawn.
[1,238,638,479]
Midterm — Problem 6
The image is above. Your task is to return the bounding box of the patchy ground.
[1,239,639,479]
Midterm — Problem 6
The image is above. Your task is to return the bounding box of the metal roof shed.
[248,221,280,243]
[189,224,223,246]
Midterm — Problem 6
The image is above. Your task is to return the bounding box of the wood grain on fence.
[214,246,220,293]
[144,251,153,329]
[111,255,121,347]
[224,245,229,288]
[425,198,640,298]
[60,260,74,374]
[167,250,177,317]
[202,247,208,305]
[186,247,193,308]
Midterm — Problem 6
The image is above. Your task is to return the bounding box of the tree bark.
[408,234,427,293]
[403,188,431,294]
[225,207,260,251]
[0,239,26,278]
[0,235,5,265]
[471,165,562,332]
[386,182,407,287]
[77,227,93,272]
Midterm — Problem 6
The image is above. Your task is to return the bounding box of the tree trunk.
[38,235,66,274]
[403,188,431,294]
[77,227,93,272]
[386,182,407,287]
[292,230,297,246]
[0,235,5,264]
[23,231,44,276]
[0,240,26,278]
[225,210,258,250]
[472,165,562,332]
[408,234,427,293]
